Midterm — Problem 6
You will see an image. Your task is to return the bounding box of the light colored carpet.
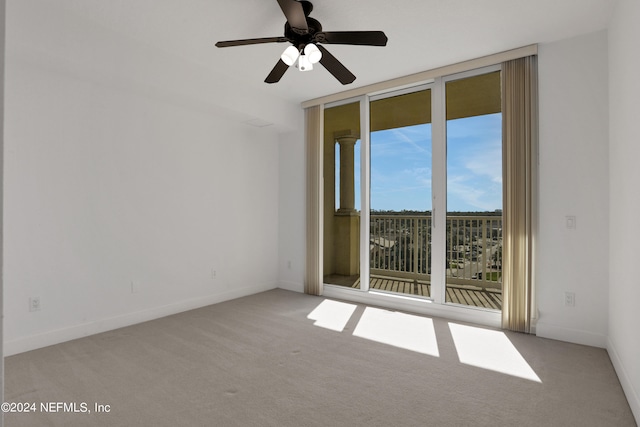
[4,289,636,426]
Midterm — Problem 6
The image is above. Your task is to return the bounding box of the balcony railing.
[370,213,502,291]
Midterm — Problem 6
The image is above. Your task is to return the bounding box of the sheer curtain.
[501,56,538,332]
[305,105,323,295]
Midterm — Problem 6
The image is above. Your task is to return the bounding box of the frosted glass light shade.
[304,43,322,64]
[281,46,300,66]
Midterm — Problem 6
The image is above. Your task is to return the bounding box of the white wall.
[277,127,306,292]
[1,0,6,422]
[608,0,640,421]
[536,30,609,347]
[3,1,292,355]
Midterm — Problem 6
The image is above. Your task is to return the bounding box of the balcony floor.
[325,274,502,310]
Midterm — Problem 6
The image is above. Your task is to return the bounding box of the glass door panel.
[369,88,432,297]
[445,71,503,309]
[323,101,362,288]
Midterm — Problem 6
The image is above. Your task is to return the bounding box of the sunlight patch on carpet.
[352,307,440,356]
[448,323,541,382]
[307,299,358,332]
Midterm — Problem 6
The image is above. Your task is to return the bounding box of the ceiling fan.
[215,0,388,85]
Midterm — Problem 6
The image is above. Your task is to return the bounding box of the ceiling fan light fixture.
[281,45,300,66]
[298,54,313,71]
[216,0,387,84]
[304,43,322,64]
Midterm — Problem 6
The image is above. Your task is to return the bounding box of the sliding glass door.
[323,100,362,288]
[369,87,432,297]
[444,69,503,309]
[322,66,503,313]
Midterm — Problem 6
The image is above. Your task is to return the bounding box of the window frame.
[310,47,537,328]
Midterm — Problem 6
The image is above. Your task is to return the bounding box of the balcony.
[327,213,503,310]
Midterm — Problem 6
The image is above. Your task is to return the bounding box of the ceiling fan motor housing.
[285,17,322,49]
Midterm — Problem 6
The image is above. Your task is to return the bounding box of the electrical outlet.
[131,280,140,294]
[29,297,41,312]
[287,260,292,269]
[564,291,575,307]
[212,269,217,279]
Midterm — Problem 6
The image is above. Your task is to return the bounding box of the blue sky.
[369,123,432,211]
[367,113,502,212]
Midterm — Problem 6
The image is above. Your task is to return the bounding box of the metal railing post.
[413,217,419,283]
[481,217,487,288]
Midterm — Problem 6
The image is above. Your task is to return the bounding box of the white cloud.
[463,138,503,184]
[447,175,499,211]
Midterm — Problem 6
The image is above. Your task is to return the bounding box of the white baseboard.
[607,337,640,424]
[535,321,607,348]
[4,283,277,356]
[277,281,304,293]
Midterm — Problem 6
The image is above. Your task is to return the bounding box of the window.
[444,69,503,308]
[321,66,502,312]
[307,47,537,329]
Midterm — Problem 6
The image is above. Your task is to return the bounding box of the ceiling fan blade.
[277,0,309,35]
[317,45,356,85]
[216,37,288,48]
[315,31,388,46]
[265,59,290,84]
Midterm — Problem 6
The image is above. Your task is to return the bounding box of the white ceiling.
[55,0,615,104]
